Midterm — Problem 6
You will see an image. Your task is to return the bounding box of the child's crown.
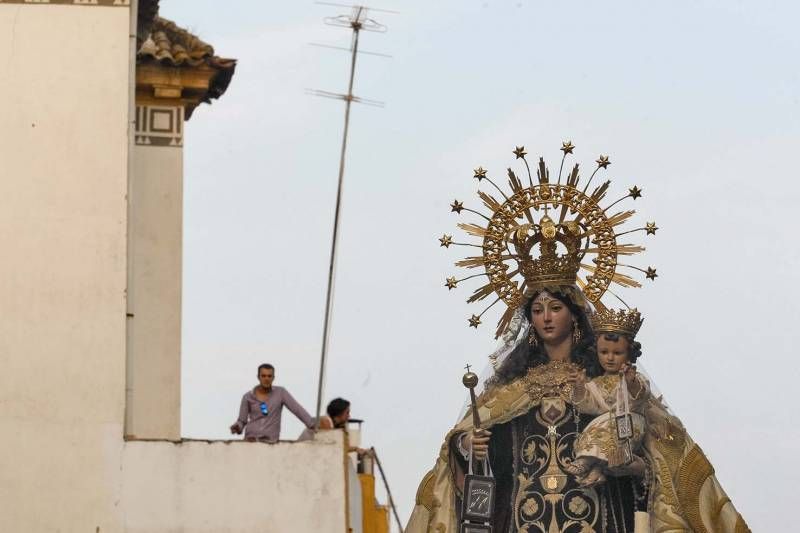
[590,308,643,338]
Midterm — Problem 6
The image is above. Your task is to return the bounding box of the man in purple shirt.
[229,363,315,442]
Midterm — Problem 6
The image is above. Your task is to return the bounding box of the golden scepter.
[460,364,495,532]
[462,364,481,430]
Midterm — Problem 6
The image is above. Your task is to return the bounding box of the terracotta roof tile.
[137,17,237,116]
[136,0,160,44]
[138,17,221,67]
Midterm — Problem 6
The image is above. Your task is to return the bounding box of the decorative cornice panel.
[135,105,183,148]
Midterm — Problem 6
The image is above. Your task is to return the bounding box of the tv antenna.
[311,0,395,447]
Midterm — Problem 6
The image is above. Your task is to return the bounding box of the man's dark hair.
[327,398,350,419]
[257,363,275,374]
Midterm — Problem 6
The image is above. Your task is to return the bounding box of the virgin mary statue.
[406,145,749,533]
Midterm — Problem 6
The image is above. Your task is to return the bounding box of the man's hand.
[229,424,242,435]
[355,447,373,457]
[463,429,492,460]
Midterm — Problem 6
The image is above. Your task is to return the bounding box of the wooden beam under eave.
[136,63,218,92]
[154,85,182,99]
[135,91,184,107]
[136,62,219,120]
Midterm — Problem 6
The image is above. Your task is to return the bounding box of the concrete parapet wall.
[122,432,347,533]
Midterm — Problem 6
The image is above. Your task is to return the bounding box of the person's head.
[326,398,351,428]
[596,332,642,374]
[257,364,275,389]
[529,290,578,346]
[493,287,599,384]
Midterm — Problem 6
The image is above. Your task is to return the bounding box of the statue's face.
[597,335,630,373]
[530,291,574,345]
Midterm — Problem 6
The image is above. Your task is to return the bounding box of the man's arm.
[230,394,248,434]
[282,389,314,428]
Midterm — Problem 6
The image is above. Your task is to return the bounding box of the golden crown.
[440,142,658,337]
[514,215,581,289]
[590,308,644,338]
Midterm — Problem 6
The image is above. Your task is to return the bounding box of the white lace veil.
[456,307,678,422]
[457,306,530,421]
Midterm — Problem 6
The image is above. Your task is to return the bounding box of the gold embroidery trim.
[575,423,617,458]
[593,373,621,396]
[415,469,438,512]
[653,456,681,512]
[734,513,752,533]
[657,432,686,468]
[711,496,731,524]
[712,497,752,533]
[676,444,714,533]
[522,360,580,404]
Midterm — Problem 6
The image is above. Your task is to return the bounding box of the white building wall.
[348,461,364,533]
[0,5,352,533]
[122,433,348,533]
[127,104,184,440]
[0,4,131,532]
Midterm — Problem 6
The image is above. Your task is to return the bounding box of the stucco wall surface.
[0,4,130,532]
[122,432,348,533]
[127,140,183,440]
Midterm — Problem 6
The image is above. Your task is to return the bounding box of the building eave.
[135,16,236,119]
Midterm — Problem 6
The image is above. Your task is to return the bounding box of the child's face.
[597,335,630,374]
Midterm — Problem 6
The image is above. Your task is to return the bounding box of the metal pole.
[315,10,363,429]
[372,447,404,532]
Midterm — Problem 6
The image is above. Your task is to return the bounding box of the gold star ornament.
[441,144,658,337]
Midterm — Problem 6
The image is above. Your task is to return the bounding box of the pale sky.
[161,1,798,529]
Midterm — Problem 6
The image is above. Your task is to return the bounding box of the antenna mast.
[312,3,391,432]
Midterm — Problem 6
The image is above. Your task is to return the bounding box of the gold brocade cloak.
[406,364,750,533]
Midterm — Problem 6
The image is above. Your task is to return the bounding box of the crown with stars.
[440,142,658,337]
[590,308,644,338]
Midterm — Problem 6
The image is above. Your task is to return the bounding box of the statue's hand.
[568,369,588,402]
[606,455,646,478]
[567,369,588,385]
[464,429,492,460]
[622,364,637,384]
[621,364,643,397]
